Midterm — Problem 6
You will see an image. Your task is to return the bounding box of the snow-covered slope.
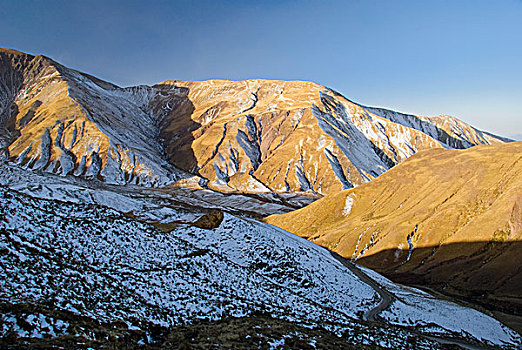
[0,181,519,348]
[0,48,510,200]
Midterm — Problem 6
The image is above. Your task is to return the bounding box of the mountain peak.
[0,48,509,198]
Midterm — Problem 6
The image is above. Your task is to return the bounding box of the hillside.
[0,168,520,348]
[2,47,521,347]
[0,48,508,202]
[266,142,522,319]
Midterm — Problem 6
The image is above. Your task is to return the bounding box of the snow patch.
[342,194,356,216]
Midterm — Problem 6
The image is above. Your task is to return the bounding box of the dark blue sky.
[1,0,521,138]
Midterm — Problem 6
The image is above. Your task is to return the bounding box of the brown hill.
[266,142,522,315]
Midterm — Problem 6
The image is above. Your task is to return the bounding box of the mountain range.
[0,48,520,348]
[0,48,508,199]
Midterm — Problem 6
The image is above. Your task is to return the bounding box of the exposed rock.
[192,210,224,229]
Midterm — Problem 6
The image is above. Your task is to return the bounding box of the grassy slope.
[266,142,522,316]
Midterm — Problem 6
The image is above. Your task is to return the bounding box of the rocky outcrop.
[192,210,224,229]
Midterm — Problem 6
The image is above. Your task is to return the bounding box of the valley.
[267,142,522,334]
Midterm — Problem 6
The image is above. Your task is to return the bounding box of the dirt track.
[330,251,491,350]
[330,251,394,321]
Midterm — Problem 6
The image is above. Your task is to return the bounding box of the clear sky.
[1,0,521,139]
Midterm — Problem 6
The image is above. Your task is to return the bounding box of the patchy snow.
[0,164,519,348]
[1,312,70,339]
[0,163,297,218]
[309,90,507,191]
[312,93,387,182]
[177,216,377,320]
[1,187,356,328]
[267,337,286,349]
[324,148,353,189]
[2,185,516,347]
[5,53,508,198]
[0,186,452,348]
[358,266,520,347]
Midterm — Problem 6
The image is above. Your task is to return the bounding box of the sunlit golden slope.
[266,142,522,313]
[158,79,507,194]
[0,48,508,195]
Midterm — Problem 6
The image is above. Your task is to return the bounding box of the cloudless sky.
[1,0,521,138]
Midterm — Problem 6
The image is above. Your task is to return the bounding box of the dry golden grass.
[266,142,522,313]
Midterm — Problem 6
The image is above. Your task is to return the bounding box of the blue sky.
[1,0,521,138]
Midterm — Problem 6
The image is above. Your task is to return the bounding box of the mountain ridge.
[0,48,509,203]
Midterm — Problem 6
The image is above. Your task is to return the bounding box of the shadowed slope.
[266,142,522,315]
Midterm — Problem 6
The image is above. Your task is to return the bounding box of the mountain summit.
[0,48,509,200]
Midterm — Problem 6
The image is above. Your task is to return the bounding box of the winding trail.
[330,251,394,321]
[330,251,491,350]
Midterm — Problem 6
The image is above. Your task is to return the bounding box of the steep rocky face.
[266,142,522,316]
[0,48,508,196]
[0,49,185,186]
[157,79,508,195]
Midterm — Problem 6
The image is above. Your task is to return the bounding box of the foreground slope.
[0,48,508,201]
[266,142,522,317]
[0,178,519,348]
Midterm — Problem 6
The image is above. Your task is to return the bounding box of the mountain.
[2,47,520,347]
[266,142,522,324]
[0,48,184,187]
[0,164,519,348]
[0,48,509,203]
